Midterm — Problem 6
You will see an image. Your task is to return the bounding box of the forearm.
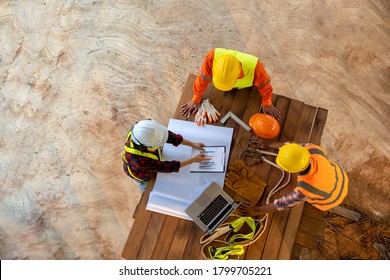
[180,158,196,168]
[181,139,193,147]
[269,141,307,150]
[256,202,279,214]
[274,190,307,210]
[258,84,273,106]
[192,76,210,103]
[267,141,286,149]
[181,139,205,152]
[254,61,273,106]
[192,50,214,103]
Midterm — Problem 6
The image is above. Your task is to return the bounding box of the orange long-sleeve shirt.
[192,49,274,106]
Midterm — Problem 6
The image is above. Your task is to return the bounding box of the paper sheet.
[146,119,233,219]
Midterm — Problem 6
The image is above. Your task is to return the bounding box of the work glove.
[202,99,221,123]
[224,160,267,204]
[194,103,207,126]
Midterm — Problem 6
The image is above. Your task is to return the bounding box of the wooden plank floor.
[122,74,328,260]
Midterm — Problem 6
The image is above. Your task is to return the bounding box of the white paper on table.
[146,119,234,219]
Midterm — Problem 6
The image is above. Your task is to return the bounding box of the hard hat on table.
[249,113,280,139]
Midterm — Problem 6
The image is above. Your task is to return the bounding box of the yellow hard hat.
[276,143,311,173]
[212,54,241,91]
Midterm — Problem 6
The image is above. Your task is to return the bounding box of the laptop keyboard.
[198,194,229,225]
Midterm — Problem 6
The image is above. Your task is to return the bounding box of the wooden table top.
[121,74,328,260]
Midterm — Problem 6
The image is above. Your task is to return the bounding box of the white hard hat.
[132,120,168,147]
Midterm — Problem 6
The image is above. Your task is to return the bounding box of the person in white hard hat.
[122,119,211,192]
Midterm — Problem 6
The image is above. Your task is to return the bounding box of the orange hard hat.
[249,113,280,139]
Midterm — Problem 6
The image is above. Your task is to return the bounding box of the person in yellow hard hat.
[123,119,211,192]
[239,139,349,215]
[180,48,281,120]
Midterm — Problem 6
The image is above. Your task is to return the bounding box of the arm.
[238,201,279,217]
[253,60,272,106]
[181,138,206,150]
[250,139,311,150]
[180,153,211,168]
[166,130,184,146]
[192,49,214,103]
[239,189,308,217]
[250,138,290,150]
[180,50,215,116]
[180,139,210,167]
[253,60,281,120]
[144,153,210,173]
[168,134,210,167]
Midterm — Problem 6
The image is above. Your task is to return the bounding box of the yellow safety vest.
[214,48,258,89]
[296,144,349,211]
[123,130,162,182]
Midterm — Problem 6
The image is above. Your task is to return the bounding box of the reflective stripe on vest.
[123,131,162,181]
[214,48,258,89]
[296,144,348,211]
[199,72,212,81]
[308,147,326,158]
[309,162,348,208]
[122,155,144,182]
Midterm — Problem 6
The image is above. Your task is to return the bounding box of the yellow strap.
[228,216,259,244]
[208,244,244,260]
[200,216,263,260]
[122,155,144,182]
[124,145,159,160]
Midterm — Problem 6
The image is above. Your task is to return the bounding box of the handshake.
[195,99,221,126]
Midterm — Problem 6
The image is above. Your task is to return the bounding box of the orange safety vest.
[213,48,258,89]
[296,144,348,211]
[122,130,162,182]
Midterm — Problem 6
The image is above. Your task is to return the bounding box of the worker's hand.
[238,201,262,217]
[262,104,281,120]
[194,104,207,126]
[191,152,212,163]
[191,142,206,150]
[180,100,199,116]
[202,99,221,123]
[250,136,271,149]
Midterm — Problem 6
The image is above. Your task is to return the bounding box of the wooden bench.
[122,74,328,260]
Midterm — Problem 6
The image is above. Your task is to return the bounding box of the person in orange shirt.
[239,139,349,215]
[180,48,281,120]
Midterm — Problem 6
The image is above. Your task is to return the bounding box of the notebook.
[185,182,240,233]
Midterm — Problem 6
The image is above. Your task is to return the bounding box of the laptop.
[185,182,240,234]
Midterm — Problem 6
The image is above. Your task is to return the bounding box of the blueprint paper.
[146,119,234,219]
